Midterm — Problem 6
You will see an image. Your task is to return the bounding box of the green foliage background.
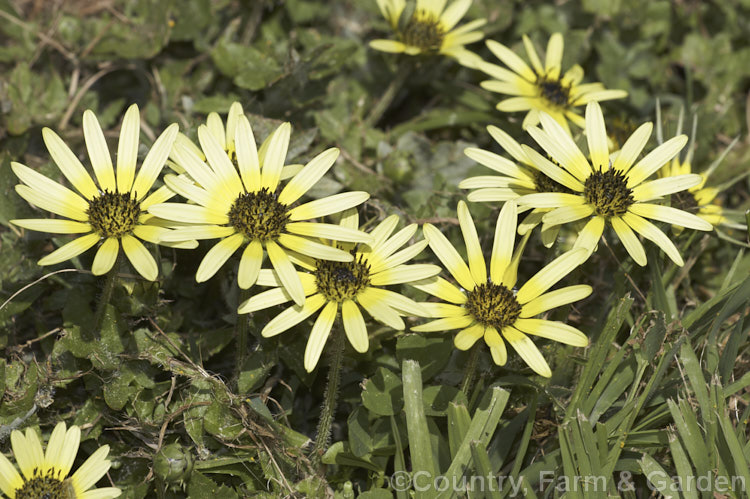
[1,0,749,497]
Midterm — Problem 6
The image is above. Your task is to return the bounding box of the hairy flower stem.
[460,344,481,398]
[93,253,122,334]
[365,62,411,127]
[235,288,253,378]
[310,327,346,471]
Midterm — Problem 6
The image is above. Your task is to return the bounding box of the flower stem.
[235,288,253,379]
[460,344,481,398]
[364,61,412,127]
[93,253,121,333]
[310,327,346,470]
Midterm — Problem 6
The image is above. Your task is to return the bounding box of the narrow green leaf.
[470,442,502,499]
[667,399,710,475]
[640,454,678,498]
[668,431,699,499]
[402,359,438,499]
[438,386,510,499]
[447,402,471,458]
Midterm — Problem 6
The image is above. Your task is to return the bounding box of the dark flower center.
[533,170,574,195]
[15,468,72,499]
[465,282,522,330]
[401,11,445,51]
[315,255,371,302]
[87,190,141,238]
[583,168,635,217]
[537,77,571,108]
[228,188,290,241]
[671,190,699,212]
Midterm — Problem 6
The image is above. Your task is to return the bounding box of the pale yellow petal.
[342,300,368,353]
[621,212,684,266]
[612,122,652,173]
[356,288,406,330]
[238,239,264,289]
[196,233,244,282]
[626,135,688,187]
[370,264,441,286]
[147,203,229,225]
[286,222,371,244]
[409,276,467,304]
[132,123,179,201]
[70,445,111,493]
[515,248,587,304]
[457,200,486,285]
[91,237,120,275]
[277,233,353,262]
[584,102,609,170]
[278,147,340,205]
[631,174,702,202]
[12,428,44,479]
[121,234,158,280]
[454,323,484,350]
[411,314,473,332]
[239,287,294,314]
[267,239,306,306]
[628,203,712,231]
[262,294,326,337]
[287,191,369,221]
[41,128,99,200]
[514,319,589,347]
[611,216,646,266]
[38,233,101,266]
[520,284,592,318]
[489,200,516,283]
[198,124,243,195]
[260,122,291,191]
[0,452,23,497]
[83,110,116,191]
[304,301,338,372]
[235,115,261,192]
[11,219,92,234]
[423,223,474,291]
[115,104,140,193]
[503,327,551,377]
[541,204,594,225]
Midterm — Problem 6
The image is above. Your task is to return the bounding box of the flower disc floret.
[671,189,699,212]
[583,168,634,217]
[533,169,573,195]
[15,469,70,499]
[402,12,445,51]
[87,190,141,238]
[315,255,371,302]
[228,188,289,241]
[538,76,571,108]
[465,282,522,330]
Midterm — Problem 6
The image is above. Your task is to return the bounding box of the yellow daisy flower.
[370,0,486,67]
[654,107,740,230]
[412,200,590,378]
[0,422,121,498]
[478,33,627,132]
[517,101,714,266]
[459,124,574,246]
[238,212,440,372]
[659,155,725,227]
[149,105,371,306]
[11,104,190,281]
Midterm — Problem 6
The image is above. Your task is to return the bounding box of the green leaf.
[396,334,453,381]
[362,367,403,417]
[402,359,438,499]
[422,385,467,417]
